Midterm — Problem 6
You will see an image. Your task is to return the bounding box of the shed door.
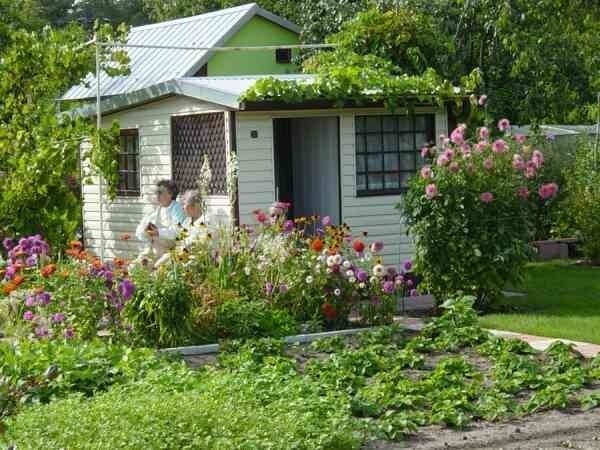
[171,113,227,195]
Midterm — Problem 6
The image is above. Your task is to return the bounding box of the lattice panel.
[171,113,227,195]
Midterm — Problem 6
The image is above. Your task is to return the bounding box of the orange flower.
[310,238,324,253]
[13,275,24,286]
[69,240,82,250]
[78,268,88,277]
[34,286,44,294]
[114,257,125,268]
[65,248,80,258]
[91,259,102,270]
[120,233,131,241]
[40,264,56,278]
[2,282,17,295]
[59,271,70,278]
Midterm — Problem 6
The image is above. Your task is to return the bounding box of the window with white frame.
[355,114,435,195]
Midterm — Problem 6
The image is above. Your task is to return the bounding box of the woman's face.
[184,202,202,219]
[156,188,173,207]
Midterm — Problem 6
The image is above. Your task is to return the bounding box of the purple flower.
[34,326,49,338]
[265,282,274,296]
[403,260,413,272]
[283,220,294,233]
[321,216,332,227]
[118,279,135,301]
[30,245,42,255]
[279,283,289,294]
[25,255,38,267]
[23,310,34,321]
[4,265,16,280]
[24,295,37,307]
[64,328,75,339]
[382,281,394,294]
[52,313,66,323]
[356,269,368,282]
[37,292,52,306]
[370,241,384,253]
[410,289,418,297]
[2,238,15,251]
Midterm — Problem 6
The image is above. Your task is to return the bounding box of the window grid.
[117,129,140,197]
[355,114,435,196]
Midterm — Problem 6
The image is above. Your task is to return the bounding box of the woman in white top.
[134,180,185,267]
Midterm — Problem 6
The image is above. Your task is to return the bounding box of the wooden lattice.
[171,113,227,195]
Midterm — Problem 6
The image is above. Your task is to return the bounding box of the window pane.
[383,133,398,152]
[385,173,399,189]
[415,115,427,130]
[400,172,413,188]
[366,134,382,153]
[367,154,383,171]
[400,152,415,170]
[415,132,428,148]
[357,174,366,191]
[382,116,396,132]
[416,153,426,168]
[356,117,366,133]
[356,135,366,153]
[399,133,413,151]
[366,116,380,132]
[384,153,399,170]
[356,154,366,172]
[368,174,383,190]
[399,116,411,132]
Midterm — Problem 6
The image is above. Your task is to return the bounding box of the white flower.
[370,276,378,284]
[326,268,332,274]
[333,254,343,265]
[333,288,341,296]
[345,270,354,278]
[326,255,336,267]
[243,266,251,276]
[306,275,314,284]
[342,260,352,269]
[358,282,366,289]
[315,264,321,272]
[364,252,372,261]
[372,264,385,277]
[349,277,356,284]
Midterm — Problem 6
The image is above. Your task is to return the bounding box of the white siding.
[236,107,449,265]
[82,96,232,259]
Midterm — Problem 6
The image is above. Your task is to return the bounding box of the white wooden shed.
[73,75,450,264]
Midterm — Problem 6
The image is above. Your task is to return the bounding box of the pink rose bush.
[400,118,558,308]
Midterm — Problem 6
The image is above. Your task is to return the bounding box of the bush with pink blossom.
[400,119,558,308]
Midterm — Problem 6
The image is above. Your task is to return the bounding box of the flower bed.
[0,205,419,348]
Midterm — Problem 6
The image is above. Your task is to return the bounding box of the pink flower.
[538,182,559,200]
[23,310,34,321]
[480,192,494,203]
[425,183,439,199]
[498,118,511,132]
[515,134,526,144]
[478,95,488,106]
[449,162,460,173]
[321,216,332,226]
[460,143,471,154]
[436,154,449,167]
[492,139,508,153]
[443,148,455,161]
[532,149,544,168]
[474,142,487,153]
[420,166,432,179]
[421,146,430,158]
[516,186,530,199]
[483,158,494,170]
[479,127,490,141]
[450,127,464,145]
[512,154,525,170]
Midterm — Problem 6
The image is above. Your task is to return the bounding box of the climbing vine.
[86,121,122,200]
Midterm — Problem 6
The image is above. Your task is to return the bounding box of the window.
[355,114,435,195]
[117,129,140,197]
[275,48,292,64]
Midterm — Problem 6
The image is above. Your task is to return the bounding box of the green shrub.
[0,339,179,418]
[562,142,600,263]
[400,120,558,308]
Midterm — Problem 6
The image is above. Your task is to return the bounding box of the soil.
[367,408,600,449]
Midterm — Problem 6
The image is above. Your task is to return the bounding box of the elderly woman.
[134,179,186,267]
[153,189,209,267]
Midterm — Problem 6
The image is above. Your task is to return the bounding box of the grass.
[480,260,600,344]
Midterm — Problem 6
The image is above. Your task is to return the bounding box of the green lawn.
[480,260,600,344]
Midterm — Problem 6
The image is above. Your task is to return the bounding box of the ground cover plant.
[480,261,600,344]
[4,296,600,449]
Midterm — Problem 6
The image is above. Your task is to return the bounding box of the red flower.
[321,303,337,320]
[352,239,365,253]
[310,238,324,253]
[40,264,56,278]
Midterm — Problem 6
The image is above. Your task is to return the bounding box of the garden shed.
[62,4,452,265]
